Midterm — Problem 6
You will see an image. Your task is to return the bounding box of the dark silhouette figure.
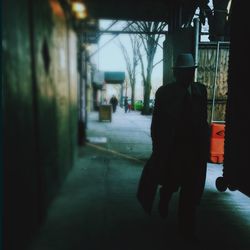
[124,97,129,113]
[109,95,118,113]
[137,53,209,240]
[128,102,131,112]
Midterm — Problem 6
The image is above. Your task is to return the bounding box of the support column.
[78,33,87,146]
[194,18,200,82]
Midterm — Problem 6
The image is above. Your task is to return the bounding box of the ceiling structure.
[83,0,198,23]
[67,0,231,42]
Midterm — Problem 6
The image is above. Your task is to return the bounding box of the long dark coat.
[137,82,209,214]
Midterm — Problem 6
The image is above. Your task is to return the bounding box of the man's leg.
[158,184,178,218]
[178,176,197,238]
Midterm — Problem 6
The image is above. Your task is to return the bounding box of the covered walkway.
[29,108,250,250]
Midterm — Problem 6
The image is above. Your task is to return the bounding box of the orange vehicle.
[210,123,225,164]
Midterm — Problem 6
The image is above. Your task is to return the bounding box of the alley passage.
[29,108,250,250]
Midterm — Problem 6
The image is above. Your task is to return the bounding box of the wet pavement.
[29,107,250,250]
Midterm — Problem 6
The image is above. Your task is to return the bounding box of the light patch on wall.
[50,0,64,17]
[60,49,66,69]
[227,0,232,20]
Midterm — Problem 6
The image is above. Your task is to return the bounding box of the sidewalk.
[29,108,250,250]
[87,107,152,161]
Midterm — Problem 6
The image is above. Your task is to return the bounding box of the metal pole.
[125,78,128,98]
[120,83,124,107]
[78,33,85,145]
[194,18,200,82]
[211,41,221,123]
[84,33,88,129]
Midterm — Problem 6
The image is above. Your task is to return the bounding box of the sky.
[91,20,166,99]
[91,14,211,99]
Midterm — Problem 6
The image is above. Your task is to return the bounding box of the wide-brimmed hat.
[173,53,198,69]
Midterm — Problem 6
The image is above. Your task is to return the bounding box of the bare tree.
[118,35,141,109]
[131,21,167,115]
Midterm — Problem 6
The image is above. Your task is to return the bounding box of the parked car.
[134,99,154,112]
[134,100,143,111]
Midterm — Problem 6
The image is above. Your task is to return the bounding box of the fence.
[197,42,230,123]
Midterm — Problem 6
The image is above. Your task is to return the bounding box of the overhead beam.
[87,21,135,59]
[96,30,209,35]
[98,30,168,35]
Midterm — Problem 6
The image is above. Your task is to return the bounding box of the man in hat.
[150,53,209,239]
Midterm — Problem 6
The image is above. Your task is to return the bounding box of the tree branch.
[138,49,146,84]
[153,58,163,69]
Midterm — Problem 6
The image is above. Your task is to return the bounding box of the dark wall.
[3,0,78,249]
[223,0,250,196]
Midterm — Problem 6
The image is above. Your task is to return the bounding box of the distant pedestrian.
[103,98,108,104]
[128,102,132,112]
[109,95,118,113]
[124,96,129,113]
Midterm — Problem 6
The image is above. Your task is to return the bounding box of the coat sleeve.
[195,84,210,204]
[201,84,210,160]
[150,88,161,153]
[151,86,174,157]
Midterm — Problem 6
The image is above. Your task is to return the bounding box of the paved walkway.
[29,107,250,250]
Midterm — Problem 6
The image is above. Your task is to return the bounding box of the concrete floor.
[29,107,250,250]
